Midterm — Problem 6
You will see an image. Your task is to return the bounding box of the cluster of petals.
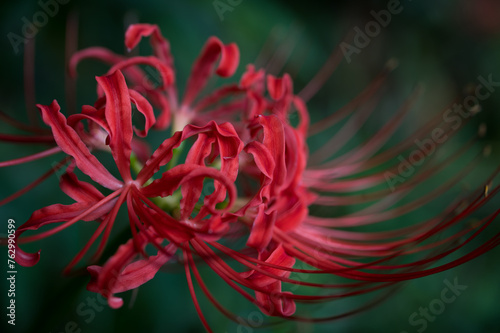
[1,23,499,331]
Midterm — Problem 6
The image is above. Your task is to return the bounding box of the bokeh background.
[1,0,499,332]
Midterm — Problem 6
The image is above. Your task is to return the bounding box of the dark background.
[1,0,499,332]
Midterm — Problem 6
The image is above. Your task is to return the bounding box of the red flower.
[13,70,243,310]
[1,23,499,333]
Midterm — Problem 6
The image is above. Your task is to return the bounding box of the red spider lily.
[14,69,244,302]
[1,23,500,333]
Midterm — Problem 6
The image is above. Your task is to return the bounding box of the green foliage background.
[0,0,499,332]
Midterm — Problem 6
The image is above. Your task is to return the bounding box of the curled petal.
[237,141,275,212]
[69,47,144,84]
[182,37,240,106]
[96,71,133,182]
[60,164,104,203]
[87,237,176,309]
[252,115,286,192]
[129,89,156,137]
[184,122,242,212]
[141,164,237,214]
[68,105,110,134]
[242,245,296,287]
[138,121,242,185]
[255,281,296,317]
[267,74,292,101]
[141,164,200,197]
[137,131,183,184]
[181,134,216,219]
[245,141,275,180]
[148,90,171,130]
[246,205,277,251]
[282,125,300,189]
[105,56,174,91]
[125,23,174,67]
[193,84,243,112]
[69,47,124,78]
[291,96,310,136]
[15,200,115,267]
[240,64,265,91]
[244,90,267,120]
[274,189,311,232]
[15,247,41,267]
[37,100,122,190]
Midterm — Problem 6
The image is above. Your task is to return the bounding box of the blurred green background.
[1,0,500,332]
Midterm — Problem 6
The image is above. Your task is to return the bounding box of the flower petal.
[15,200,115,267]
[242,245,295,287]
[255,281,296,317]
[252,115,286,192]
[125,23,174,67]
[105,56,174,92]
[60,164,104,203]
[37,100,122,190]
[69,47,145,84]
[267,74,292,101]
[182,37,239,106]
[141,164,236,214]
[129,89,156,137]
[246,205,277,251]
[87,237,176,309]
[96,70,134,182]
[138,121,242,185]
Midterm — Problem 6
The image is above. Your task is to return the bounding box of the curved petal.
[69,47,145,84]
[87,237,176,309]
[141,164,237,213]
[96,71,134,183]
[182,37,240,106]
[138,121,242,185]
[37,100,122,190]
[241,245,295,287]
[267,74,292,101]
[129,89,156,137]
[105,56,174,92]
[125,23,174,67]
[246,205,277,251]
[251,115,286,193]
[15,199,115,267]
[60,164,104,203]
